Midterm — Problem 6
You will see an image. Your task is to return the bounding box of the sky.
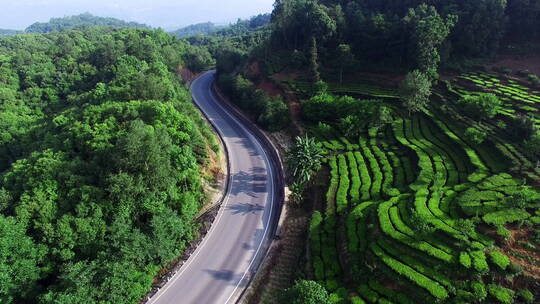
[0,0,275,30]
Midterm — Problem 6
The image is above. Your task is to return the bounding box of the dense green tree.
[258,97,291,131]
[333,44,357,84]
[399,70,432,114]
[271,0,336,50]
[281,280,330,304]
[183,46,215,73]
[403,4,456,79]
[459,93,502,119]
[0,215,43,303]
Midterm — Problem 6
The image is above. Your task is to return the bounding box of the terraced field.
[306,104,540,303]
[284,79,400,99]
[447,72,540,125]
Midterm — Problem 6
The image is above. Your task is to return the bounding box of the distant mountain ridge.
[0,29,22,37]
[170,14,271,38]
[170,22,224,38]
[25,13,150,33]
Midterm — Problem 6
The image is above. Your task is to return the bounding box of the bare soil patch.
[487,54,540,76]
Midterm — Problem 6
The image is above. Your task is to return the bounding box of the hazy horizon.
[0,0,275,30]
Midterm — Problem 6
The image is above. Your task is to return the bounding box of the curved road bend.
[148,71,279,304]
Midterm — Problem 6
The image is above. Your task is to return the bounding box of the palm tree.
[287,135,323,187]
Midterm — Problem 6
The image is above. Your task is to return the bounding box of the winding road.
[148,71,282,304]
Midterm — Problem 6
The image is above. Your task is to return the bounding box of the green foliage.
[25,13,150,33]
[487,284,515,304]
[483,209,530,226]
[358,284,379,303]
[0,27,217,303]
[465,127,487,144]
[459,93,501,119]
[371,243,449,300]
[0,216,43,303]
[336,155,350,213]
[524,131,540,160]
[471,281,488,301]
[459,252,472,269]
[217,74,289,131]
[399,70,432,114]
[302,92,391,136]
[258,96,290,131]
[183,45,215,73]
[517,289,534,304]
[281,280,330,304]
[288,136,324,187]
[470,251,489,273]
[508,114,537,141]
[488,251,510,270]
[266,0,513,74]
[403,4,456,79]
[409,208,436,239]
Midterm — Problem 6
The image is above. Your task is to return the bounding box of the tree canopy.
[25,13,150,33]
[0,27,217,303]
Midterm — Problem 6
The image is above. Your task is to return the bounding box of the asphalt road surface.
[148,71,279,304]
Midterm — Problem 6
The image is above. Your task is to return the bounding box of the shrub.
[313,257,325,281]
[524,131,540,160]
[517,289,534,304]
[336,155,350,214]
[488,251,510,270]
[507,114,536,141]
[458,93,501,119]
[358,284,379,303]
[495,225,510,240]
[281,280,330,304]
[354,152,372,201]
[470,251,489,273]
[350,296,366,304]
[471,281,487,301]
[328,288,347,304]
[459,252,472,269]
[483,208,530,226]
[347,152,361,205]
[464,127,487,144]
[399,70,432,114]
[487,284,514,304]
[326,157,339,214]
[257,96,290,131]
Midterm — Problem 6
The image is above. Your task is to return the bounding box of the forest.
[0,27,218,303]
[210,0,540,304]
[24,13,150,33]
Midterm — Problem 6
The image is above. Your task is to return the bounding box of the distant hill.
[170,22,224,38]
[171,14,271,38]
[0,29,22,37]
[25,13,150,33]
